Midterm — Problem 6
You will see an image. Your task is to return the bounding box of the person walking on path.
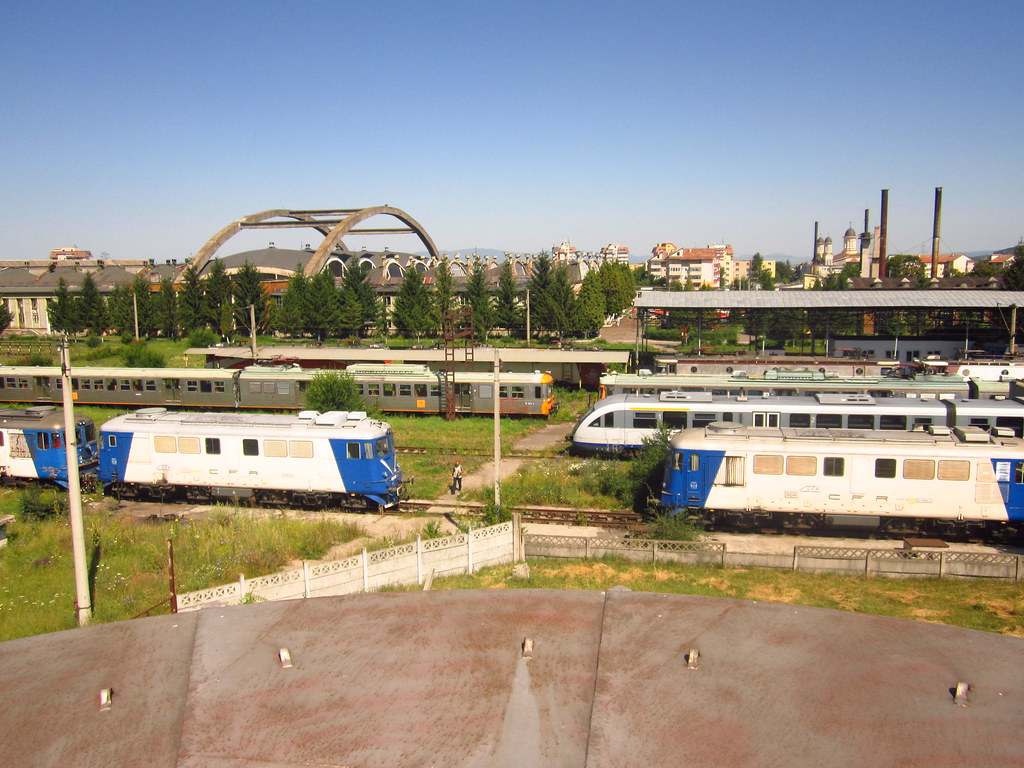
[451,460,463,493]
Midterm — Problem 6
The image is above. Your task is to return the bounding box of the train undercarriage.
[682,507,1023,542]
[106,482,390,512]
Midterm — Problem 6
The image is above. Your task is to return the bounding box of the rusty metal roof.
[1,590,1021,767]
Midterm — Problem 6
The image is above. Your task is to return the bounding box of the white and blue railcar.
[571,392,951,456]
[662,423,1024,538]
[98,408,404,510]
[0,406,98,487]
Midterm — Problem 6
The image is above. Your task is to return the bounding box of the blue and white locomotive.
[662,422,1024,538]
[0,406,98,487]
[98,408,405,510]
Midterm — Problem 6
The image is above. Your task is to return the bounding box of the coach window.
[415,384,428,398]
[874,458,897,478]
[663,411,687,429]
[367,383,380,397]
[205,438,221,455]
[276,382,290,395]
[430,384,440,398]
[399,384,413,397]
[879,415,907,430]
[823,457,845,477]
[817,413,842,429]
[997,417,1024,436]
[633,411,657,428]
[753,412,780,428]
[511,386,525,399]
[119,379,131,392]
[383,383,396,397]
[848,414,874,430]
[145,380,157,392]
[242,439,259,457]
[601,412,614,428]
[692,412,717,428]
[789,413,811,428]
[131,379,143,392]
[200,381,213,394]
[534,385,543,399]
[347,442,360,459]
[248,382,262,394]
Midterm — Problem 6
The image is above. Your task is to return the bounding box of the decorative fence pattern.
[525,534,1024,581]
[177,519,518,612]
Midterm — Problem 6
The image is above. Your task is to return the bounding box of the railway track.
[396,446,564,459]
[401,500,643,529]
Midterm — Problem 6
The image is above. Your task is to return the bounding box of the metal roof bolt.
[522,638,534,659]
[99,688,113,712]
[686,649,700,669]
[953,682,969,706]
[279,648,293,669]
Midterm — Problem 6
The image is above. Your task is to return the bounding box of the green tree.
[276,265,311,337]
[1000,243,1024,290]
[0,302,12,335]
[307,270,342,342]
[598,262,635,317]
[105,285,134,338]
[571,270,606,337]
[232,262,269,336]
[527,253,557,334]
[75,273,106,335]
[304,370,366,412]
[392,266,433,339]
[886,254,926,282]
[494,259,521,336]
[340,261,379,337]
[203,258,233,333]
[48,278,79,334]
[178,263,205,334]
[430,257,457,335]
[131,274,157,338]
[971,258,1003,278]
[463,257,494,341]
[154,277,179,338]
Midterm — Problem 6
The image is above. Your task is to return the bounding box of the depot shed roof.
[1,590,1022,767]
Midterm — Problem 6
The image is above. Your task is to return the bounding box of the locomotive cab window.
[242,439,259,456]
[107,434,117,448]
[823,457,845,476]
[35,433,50,450]
[1015,463,1024,484]
[204,438,221,455]
[375,437,391,457]
[875,458,897,478]
[347,442,360,459]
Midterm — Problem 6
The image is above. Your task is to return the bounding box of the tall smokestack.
[813,221,819,265]
[860,209,873,278]
[879,189,889,278]
[931,187,942,279]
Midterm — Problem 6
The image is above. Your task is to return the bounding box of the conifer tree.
[48,277,79,334]
[494,260,521,336]
[76,273,106,335]
[202,259,233,331]
[276,265,311,338]
[232,262,269,335]
[430,257,457,335]
[392,267,433,339]
[154,277,179,338]
[178,263,205,333]
[464,257,494,341]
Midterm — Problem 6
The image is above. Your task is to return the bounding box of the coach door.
[163,378,182,406]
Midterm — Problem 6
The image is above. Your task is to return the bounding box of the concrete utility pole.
[493,351,501,512]
[525,289,531,347]
[132,292,139,340]
[249,304,257,360]
[59,341,92,626]
[931,187,943,280]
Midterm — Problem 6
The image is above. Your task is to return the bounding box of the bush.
[122,342,165,368]
[19,486,67,521]
[305,370,367,413]
[84,334,102,348]
[642,514,701,541]
[187,328,220,348]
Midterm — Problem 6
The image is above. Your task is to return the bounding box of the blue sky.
[1,0,1021,264]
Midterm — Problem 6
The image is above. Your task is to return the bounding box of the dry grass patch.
[909,607,951,623]
[746,584,806,604]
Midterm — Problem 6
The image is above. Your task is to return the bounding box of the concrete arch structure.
[190,206,440,275]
